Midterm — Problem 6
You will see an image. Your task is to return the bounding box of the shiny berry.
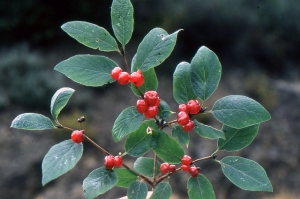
[178,104,188,113]
[104,155,114,170]
[189,167,200,178]
[155,97,160,107]
[182,120,195,132]
[181,155,192,166]
[177,111,189,126]
[180,164,190,172]
[136,99,149,113]
[111,67,122,80]
[117,72,130,85]
[71,130,85,143]
[130,70,144,87]
[144,91,159,106]
[187,100,201,115]
[114,156,123,168]
[160,163,170,174]
[169,165,176,173]
[144,106,159,118]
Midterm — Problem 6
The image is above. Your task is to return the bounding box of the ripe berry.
[187,100,201,115]
[117,72,130,85]
[180,164,190,172]
[169,165,177,173]
[130,70,144,87]
[177,111,190,126]
[71,130,85,143]
[136,99,149,113]
[144,91,159,106]
[144,106,159,118]
[113,156,123,168]
[160,163,170,174]
[178,104,188,113]
[181,155,192,166]
[189,167,200,178]
[111,67,122,80]
[182,120,195,132]
[104,155,114,170]
[155,97,160,107]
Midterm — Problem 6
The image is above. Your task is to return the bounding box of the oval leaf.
[112,106,144,142]
[172,126,190,147]
[134,157,161,178]
[173,62,197,104]
[83,167,118,199]
[212,95,271,129]
[127,181,148,199]
[194,120,225,140]
[114,168,138,188]
[218,124,259,151]
[190,46,222,101]
[61,21,118,51]
[133,28,181,72]
[219,156,273,192]
[50,87,75,123]
[11,113,55,130]
[150,182,172,199]
[187,174,216,199]
[54,55,117,87]
[42,139,83,185]
[111,0,134,48]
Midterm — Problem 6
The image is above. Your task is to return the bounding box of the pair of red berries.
[180,155,200,178]
[136,91,160,118]
[111,67,144,86]
[104,155,123,170]
[177,100,201,132]
[71,130,85,143]
[160,163,177,174]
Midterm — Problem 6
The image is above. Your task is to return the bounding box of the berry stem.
[84,135,112,156]
[56,125,74,131]
[122,53,130,73]
[192,154,217,164]
[134,85,144,99]
[152,154,158,187]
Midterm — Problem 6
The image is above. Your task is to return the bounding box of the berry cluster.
[71,130,85,143]
[180,155,200,178]
[177,100,201,132]
[159,163,177,174]
[111,67,144,86]
[104,155,123,170]
[136,91,160,118]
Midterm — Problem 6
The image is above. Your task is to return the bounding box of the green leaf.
[112,106,144,142]
[133,157,161,178]
[131,68,158,96]
[114,168,138,188]
[150,182,172,199]
[83,167,118,199]
[158,99,173,120]
[194,120,225,140]
[127,181,148,199]
[125,121,153,156]
[54,55,117,87]
[11,113,55,130]
[173,62,197,104]
[218,124,259,151]
[152,131,184,164]
[172,126,190,147]
[190,46,222,101]
[212,95,271,129]
[42,139,83,185]
[61,21,118,51]
[111,0,134,48]
[219,156,273,192]
[133,28,181,72]
[50,87,75,123]
[187,174,216,199]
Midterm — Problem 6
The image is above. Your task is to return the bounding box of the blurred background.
[1,0,300,198]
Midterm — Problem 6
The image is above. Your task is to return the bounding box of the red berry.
[155,97,160,107]
[177,111,189,126]
[113,156,123,168]
[144,91,159,106]
[136,99,149,113]
[104,155,114,170]
[130,70,144,87]
[178,104,188,113]
[144,106,159,118]
[71,130,85,143]
[180,164,190,172]
[187,100,201,115]
[182,120,195,132]
[111,67,122,80]
[169,165,176,173]
[181,155,192,166]
[189,167,200,178]
[117,72,130,85]
[160,163,170,174]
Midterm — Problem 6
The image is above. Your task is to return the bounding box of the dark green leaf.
[54,55,117,87]
[190,46,222,101]
[112,106,144,142]
[111,0,134,48]
[11,113,55,130]
[212,95,271,129]
[173,62,197,104]
[158,100,174,120]
[150,182,172,199]
[50,87,75,123]
[61,21,118,51]
[218,124,259,151]
[134,157,161,178]
[114,168,138,188]
[187,174,216,199]
[127,181,148,199]
[194,120,225,139]
[131,68,158,96]
[219,156,273,192]
[172,126,190,147]
[42,139,83,185]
